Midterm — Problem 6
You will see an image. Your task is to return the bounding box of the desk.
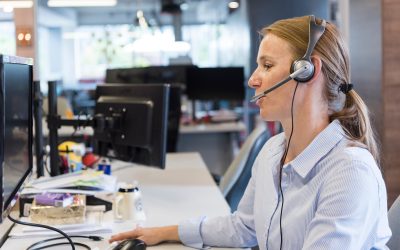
[177,122,246,176]
[2,153,247,249]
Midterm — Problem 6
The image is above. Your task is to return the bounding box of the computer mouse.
[112,239,147,250]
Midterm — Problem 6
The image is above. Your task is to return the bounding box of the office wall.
[349,0,382,139]
[14,4,38,79]
[382,0,400,205]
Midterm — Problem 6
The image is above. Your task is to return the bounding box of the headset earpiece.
[290,15,326,83]
[290,59,314,82]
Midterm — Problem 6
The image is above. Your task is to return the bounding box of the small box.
[35,193,73,207]
[29,195,86,225]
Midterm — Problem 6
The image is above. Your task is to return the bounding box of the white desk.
[1,153,247,250]
[177,122,246,176]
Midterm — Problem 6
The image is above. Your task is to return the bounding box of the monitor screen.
[94,84,169,168]
[186,67,245,101]
[0,55,33,223]
[105,65,190,85]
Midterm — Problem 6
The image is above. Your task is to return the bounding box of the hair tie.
[339,83,353,94]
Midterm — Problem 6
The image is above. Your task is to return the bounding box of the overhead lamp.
[47,0,117,7]
[0,1,33,9]
[228,1,239,9]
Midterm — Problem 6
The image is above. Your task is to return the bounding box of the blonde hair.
[260,16,380,163]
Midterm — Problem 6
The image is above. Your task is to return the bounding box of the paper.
[10,224,112,238]
[22,170,117,195]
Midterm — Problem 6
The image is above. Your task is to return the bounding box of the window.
[0,21,16,55]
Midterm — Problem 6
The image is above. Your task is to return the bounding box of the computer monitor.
[105,65,190,85]
[94,84,169,168]
[0,55,33,223]
[106,78,182,152]
[186,67,245,101]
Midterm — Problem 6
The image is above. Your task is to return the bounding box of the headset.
[250,15,326,103]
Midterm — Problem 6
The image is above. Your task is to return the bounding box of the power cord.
[8,214,103,250]
[26,235,103,250]
[7,214,75,250]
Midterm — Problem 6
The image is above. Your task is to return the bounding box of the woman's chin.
[259,110,277,121]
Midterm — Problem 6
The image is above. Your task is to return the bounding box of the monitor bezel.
[0,55,33,223]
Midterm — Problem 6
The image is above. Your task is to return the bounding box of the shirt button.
[280,171,289,189]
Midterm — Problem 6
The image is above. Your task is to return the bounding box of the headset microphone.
[250,65,310,103]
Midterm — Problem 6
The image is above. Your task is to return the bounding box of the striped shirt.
[178,120,391,249]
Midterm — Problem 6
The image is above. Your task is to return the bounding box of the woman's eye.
[263,64,272,70]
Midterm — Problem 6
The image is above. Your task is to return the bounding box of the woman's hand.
[109,225,180,246]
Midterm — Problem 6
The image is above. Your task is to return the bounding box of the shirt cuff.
[178,216,209,249]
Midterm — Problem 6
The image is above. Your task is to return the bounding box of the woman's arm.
[109,225,180,246]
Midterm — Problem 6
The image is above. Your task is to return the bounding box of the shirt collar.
[290,120,345,178]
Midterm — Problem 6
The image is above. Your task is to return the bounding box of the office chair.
[219,123,271,212]
[387,195,400,249]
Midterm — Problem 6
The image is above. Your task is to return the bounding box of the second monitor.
[94,84,170,169]
[186,67,245,101]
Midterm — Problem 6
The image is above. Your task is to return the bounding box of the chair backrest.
[387,195,400,249]
[219,124,271,212]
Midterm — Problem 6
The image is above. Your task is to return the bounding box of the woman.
[109,16,391,249]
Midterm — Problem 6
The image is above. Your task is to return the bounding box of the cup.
[114,186,137,222]
[114,184,146,222]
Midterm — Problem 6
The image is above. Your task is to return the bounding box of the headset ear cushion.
[290,59,315,82]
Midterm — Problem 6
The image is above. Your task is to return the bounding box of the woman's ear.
[309,56,323,83]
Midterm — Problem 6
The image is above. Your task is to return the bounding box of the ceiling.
[36,0,235,26]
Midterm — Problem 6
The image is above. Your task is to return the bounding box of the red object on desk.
[82,153,99,168]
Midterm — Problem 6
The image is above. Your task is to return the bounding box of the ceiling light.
[0,1,33,9]
[180,3,188,11]
[228,1,239,9]
[48,0,117,7]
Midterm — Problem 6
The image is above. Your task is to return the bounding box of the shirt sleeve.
[178,156,261,249]
[302,159,391,250]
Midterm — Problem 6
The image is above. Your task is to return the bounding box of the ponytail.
[330,90,380,164]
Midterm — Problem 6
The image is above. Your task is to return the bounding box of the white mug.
[114,185,146,222]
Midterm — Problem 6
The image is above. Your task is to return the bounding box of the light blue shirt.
[178,120,391,249]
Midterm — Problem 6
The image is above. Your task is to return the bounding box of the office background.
[0,0,398,205]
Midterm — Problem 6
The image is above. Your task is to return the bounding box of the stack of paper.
[22,170,117,195]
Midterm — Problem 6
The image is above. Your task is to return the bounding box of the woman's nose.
[248,72,261,89]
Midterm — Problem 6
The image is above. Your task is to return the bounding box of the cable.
[26,235,103,250]
[278,81,299,250]
[265,82,299,250]
[28,242,89,250]
[7,214,75,250]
